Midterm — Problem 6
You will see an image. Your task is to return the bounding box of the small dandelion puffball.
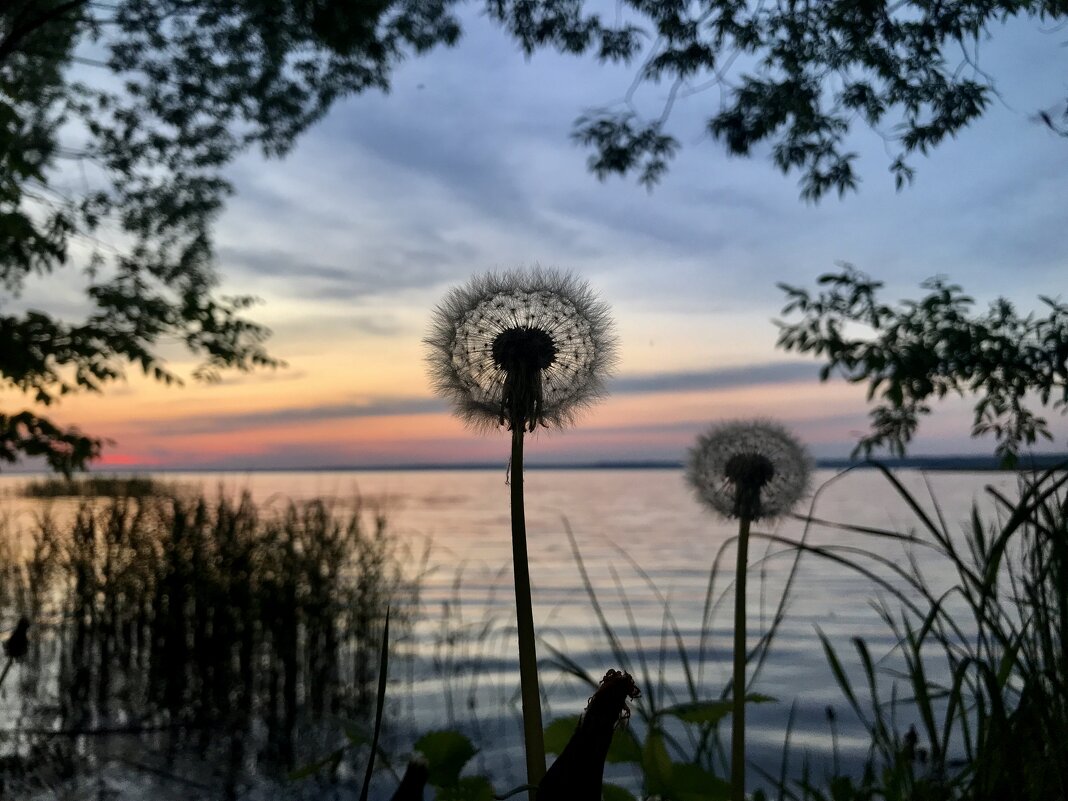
[426,268,616,432]
[686,420,812,520]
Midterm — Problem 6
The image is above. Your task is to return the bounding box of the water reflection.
[0,468,1021,798]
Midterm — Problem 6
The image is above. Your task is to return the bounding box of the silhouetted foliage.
[485,0,1068,197]
[1,0,463,471]
[770,465,1068,801]
[776,266,1068,464]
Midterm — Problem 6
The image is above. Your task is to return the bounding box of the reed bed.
[0,489,414,799]
[15,475,173,499]
[761,464,1068,801]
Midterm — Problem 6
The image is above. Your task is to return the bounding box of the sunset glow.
[8,12,1068,472]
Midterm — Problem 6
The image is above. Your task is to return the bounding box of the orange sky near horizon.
[8,279,1065,471]
[11,366,971,469]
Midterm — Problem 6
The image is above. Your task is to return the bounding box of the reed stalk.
[0,490,409,794]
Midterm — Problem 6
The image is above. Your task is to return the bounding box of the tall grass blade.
[867,462,946,546]
[360,607,390,801]
[816,629,866,727]
[604,538,698,703]
[902,618,939,756]
[607,563,655,712]
[541,642,598,691]
[563,522,631,676]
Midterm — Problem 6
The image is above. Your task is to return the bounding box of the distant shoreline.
[4,454,1068,475]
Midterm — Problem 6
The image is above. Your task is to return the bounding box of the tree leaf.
[414,730,478,788]
[436,775,495,801]
[641,730,674,795]
[606,728,642,764]
[662,694,777,725]
[668,762,731,801]
[602,783,637,801]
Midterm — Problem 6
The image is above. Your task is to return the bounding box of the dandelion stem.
[510,427,546,796]
[731,515,752,801]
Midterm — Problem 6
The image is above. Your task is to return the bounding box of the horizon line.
[6,453,1068,475]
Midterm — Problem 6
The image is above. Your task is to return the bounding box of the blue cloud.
[611,361,817,394]
[146,361,820,436]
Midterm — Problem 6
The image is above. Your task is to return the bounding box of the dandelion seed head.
[425,267,616,432]
[686,419,811,520]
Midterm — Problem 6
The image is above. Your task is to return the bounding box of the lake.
[0,467,1025,798]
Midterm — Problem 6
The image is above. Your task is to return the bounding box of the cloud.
[210,7,1068,329]
[215,369,309,387]
[610,361,818,394]
[218,244,463,301]
[349,314,407,337]
[150,397,448,437]
[145,361,820,437]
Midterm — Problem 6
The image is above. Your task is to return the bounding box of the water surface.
[0,467,1023,796]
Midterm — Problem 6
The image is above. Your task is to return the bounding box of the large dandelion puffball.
[686,420,812,520]
[426,268,616,432]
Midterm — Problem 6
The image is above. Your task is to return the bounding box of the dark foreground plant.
[426,267,616,794]
[342,669,639,801]
[759,463,1068,801]
[308,610,638,801]
[537,669,640,801]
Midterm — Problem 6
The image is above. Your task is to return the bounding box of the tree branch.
[0,0,90,66]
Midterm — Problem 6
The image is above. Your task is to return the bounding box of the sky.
[12,8,1068,469]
